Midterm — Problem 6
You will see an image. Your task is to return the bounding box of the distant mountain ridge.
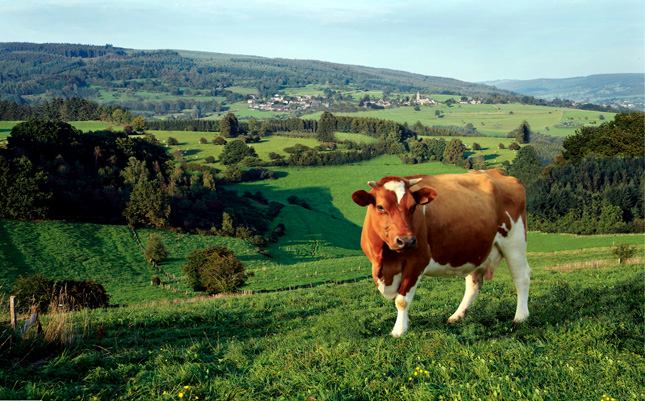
[0,42,513,102]
[484,74,644,108]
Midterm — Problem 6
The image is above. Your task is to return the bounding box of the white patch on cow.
[377,273,401,300]
[391,284,418,338]
[383,180,406,204]
[496,214,531,322]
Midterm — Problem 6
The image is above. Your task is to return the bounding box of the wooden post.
[9,296,16,330]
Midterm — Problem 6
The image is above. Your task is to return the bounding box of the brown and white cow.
[352,169,530,337]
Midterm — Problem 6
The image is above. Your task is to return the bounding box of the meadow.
[1,153,643,400]
[304,103,614,137]
[0,238,642,400]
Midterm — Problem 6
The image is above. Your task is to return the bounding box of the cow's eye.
[376,205,386,213]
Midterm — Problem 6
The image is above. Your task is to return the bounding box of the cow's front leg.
[391,285,417,338]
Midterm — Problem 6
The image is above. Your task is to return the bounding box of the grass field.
[1,153,643,400]
[148,130,321,167]
[1,237,642,400]
[304,103,615,137]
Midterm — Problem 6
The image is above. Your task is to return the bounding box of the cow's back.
[409,169,526,267]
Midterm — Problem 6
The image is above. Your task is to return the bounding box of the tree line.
[506,113,644,234]
[0,119,280,242]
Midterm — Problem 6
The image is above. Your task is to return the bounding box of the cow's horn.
[367,181,377,188]
[407,177,422,185]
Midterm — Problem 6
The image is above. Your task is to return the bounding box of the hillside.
[485,73,645,109]
[0,42,512,105]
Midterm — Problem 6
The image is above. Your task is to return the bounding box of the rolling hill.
[0,42,514,104]
[485,73,645,108]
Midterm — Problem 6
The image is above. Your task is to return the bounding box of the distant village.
[246,91,482,112]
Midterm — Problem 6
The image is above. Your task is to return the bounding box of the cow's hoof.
[391,328,406,338]
[447,313,465,324]
[513,315,529,324]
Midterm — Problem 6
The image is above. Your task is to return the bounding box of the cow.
[351,169,530,337]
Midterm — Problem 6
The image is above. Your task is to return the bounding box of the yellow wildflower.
[184,386,190,389]
[178,392,184,399]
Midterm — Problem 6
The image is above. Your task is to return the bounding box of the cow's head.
[352,176,437,252]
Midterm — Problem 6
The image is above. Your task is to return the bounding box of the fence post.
[9,295,16,330]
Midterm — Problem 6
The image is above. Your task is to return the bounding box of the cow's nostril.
[396,237,404,247]
[409,237,417,247]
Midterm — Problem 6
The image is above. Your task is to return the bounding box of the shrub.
[509,142,521,151]
[12,274,53,313]
[498,143,506,149]
[204,156,216,164]
[287,195,311,209]
[51,280,110,311]
[12,275,109,313]
[612,243,636,264]
[182,246,249,294]
[144,234,168,265]
[199,137,208,144]
[151,275,161,286]
[472,142,482,150]
[213,136,227,145]
[220,140,257,165]
[167,137,179,146]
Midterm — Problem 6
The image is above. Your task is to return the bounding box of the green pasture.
[334,131,379,143]
[429,135,521,164]
[304,103,615,137]
[1,250,642,400]
[148,130,320,166]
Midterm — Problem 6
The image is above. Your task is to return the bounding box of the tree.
[131,116,146,133]
[182,246,249,294]
[0,156,50,219]
[508,121,531,144]
[562,113,644,162]
[317,112,337,142]
[122,157,170,228]
[507,146,543,187]
[443,138,466,164]
[219,140,258,165]
[220,112,240,137]
[144,234,168,265]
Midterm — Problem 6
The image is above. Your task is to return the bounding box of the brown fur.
[354,169,526,296]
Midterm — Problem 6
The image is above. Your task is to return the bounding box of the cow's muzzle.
[394,235,417,250]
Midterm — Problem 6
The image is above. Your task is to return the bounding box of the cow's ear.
[352,190,375,207]
[413,186,438,205]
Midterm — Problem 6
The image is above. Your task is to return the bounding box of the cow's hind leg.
[507,253,530,322]
[499,217,531,322]
[448,271,483,323]
[391,285,417,338]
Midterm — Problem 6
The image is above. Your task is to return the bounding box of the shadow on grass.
[227,182,363,265]
[0,219,34,283]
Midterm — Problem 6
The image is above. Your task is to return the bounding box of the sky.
[1,0,643,82]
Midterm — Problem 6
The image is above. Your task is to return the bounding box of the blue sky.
[1,0,643,82]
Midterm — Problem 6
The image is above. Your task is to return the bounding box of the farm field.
[304,103,615,137]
